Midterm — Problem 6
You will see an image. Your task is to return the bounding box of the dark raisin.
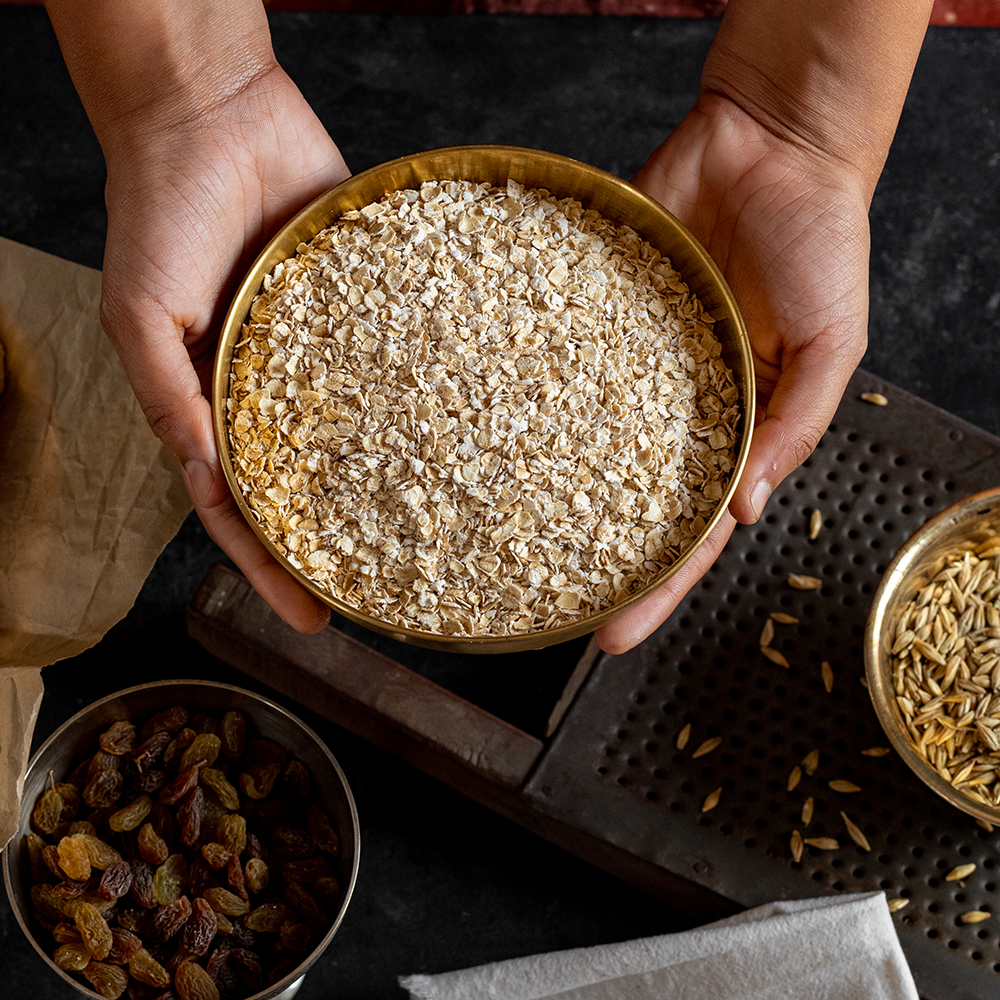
[148,895,192,942]
[226,853,248,903]
[97,861,134,901]
[128,861,158,910]
[84,770,125,810]
[282,760,310,799]
[219,712,246,763]
[139,706,189,742]
[177,786,204,849]
[100,721,138,756]
[176,897,218,960]
[106,926,143,964]
[158,767,201,807]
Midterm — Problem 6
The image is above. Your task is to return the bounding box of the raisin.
[206,947,241,996]
[88,751,122,776]
[131,769,168,796]
[84,769,125,810]
[284,882,325,928]
[200,769,239,812]
[159,767,200,807]
[177,786,204,849]
[243,740,287,768]
[75,900,113,960]
[138,823,170,866]
[163,729,197,770]
[98,860,135,901]
[26,831,48,881]
[146,803,177,843]
[271,825,315,860]
[176,897,218,960]
[214,815,246,858]
[53,942,92,971]
[281,856,330,883]
[68,820,99,838]
[256,797,289,829]
[227,920,257,953]
[63,892,116,919]
[188,858,221,897]
[244,902,295,933]
[244,858,269,895]
[77,834,124,870]
[109,793,153,834]
[129,861,158,909]
[117,908,151,935]
[189,712,219,736]
[130,730,171,771]
[229,948,263,993]
[279,920,317,952]
[100,721,138,756]
[219,712,246,763]
[52,920,83,943]
[82,960,130,999]
[148,895,192,942]
[54,879,92,900]
[180,734,221,773]
[245,833,264,861]
[175,959,221,1000]
[33,786,73,834]
[57,834,93,880]
[238,764,280,801]
[106,927,143,964]
[214,912,234,936]
[225,853,247,903]
[153,854,189,906]
[128,947,172,988]
[202,888,249,917]
[305,806,340,856]
[139,705,189,741]
[32,882,68,922]
[42,844,64,878]
[282,760,310,799]
[200,843,230,871]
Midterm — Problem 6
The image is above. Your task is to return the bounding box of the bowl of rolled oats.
[214,146,754,652]
[3,679,360,1000]
[865,486,1000,822]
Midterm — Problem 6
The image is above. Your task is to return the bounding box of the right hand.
[99,63,350,633]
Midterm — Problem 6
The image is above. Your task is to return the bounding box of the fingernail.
[183,459,213,505]
[750,479,772,522]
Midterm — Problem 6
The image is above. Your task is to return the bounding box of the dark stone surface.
[1,8,999,999]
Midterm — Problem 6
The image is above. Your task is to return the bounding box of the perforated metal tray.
[524,368,1000,1000]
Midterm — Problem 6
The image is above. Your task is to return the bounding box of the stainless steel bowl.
[865,486,1000,823]
[3,680,360,1000]
[213,145,755,653]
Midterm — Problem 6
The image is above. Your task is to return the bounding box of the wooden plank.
[187,565,544,789]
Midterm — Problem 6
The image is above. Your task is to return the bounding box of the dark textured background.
[1,8,999,998]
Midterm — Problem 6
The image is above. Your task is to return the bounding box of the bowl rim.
[212,144,755,652]
[864,484,1000,823]
[2,679,361,1000]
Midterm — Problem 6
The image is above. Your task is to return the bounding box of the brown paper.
[0,236,192,849]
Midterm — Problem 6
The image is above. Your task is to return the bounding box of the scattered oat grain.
[676,723,692,751]
[960,911,990,924]
[829,780,861,793]
[802,750,820,776]
[761,647,790,668]
[692,736,722,759]
[759,618,775,649]
[809,509,822,541]
[801,797,814,827]
[887,898,909,913]
[787,766,802,792]
[702,787,722,812]
[803,837,839,850]
[840,811,871,851]
[788,574,823,591]
[822,661,834,693]
[790,829,804,863]
[946,863,977,882]
[770,612,800,625]
[861,392,889,406]
[861,747,892,757]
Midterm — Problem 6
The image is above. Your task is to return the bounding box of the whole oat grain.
[227,180,739,636]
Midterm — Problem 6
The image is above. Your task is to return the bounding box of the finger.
[731,328,865,525]
[183,456,331,635]
[594,512,737,655]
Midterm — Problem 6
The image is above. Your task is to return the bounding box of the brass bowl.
[212,145,755,653]
[865,486,1000,823]
[2,680,360,1000]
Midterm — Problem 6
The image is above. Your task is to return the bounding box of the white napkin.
[399,891,918,1000]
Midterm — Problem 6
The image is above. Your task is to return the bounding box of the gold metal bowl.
[865,486,1000,823]
[3,680,360,1000]
[212,145,754,653]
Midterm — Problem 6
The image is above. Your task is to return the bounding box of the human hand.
[594,92,871,653]
[98,64,350,633]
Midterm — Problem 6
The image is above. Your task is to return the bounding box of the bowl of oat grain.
[213,146,754,652]
[865,486,1000,822]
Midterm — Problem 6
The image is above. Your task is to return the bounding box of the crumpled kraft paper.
[0,236,192,851]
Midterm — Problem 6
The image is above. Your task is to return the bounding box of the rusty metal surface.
[525,367,1000,1000]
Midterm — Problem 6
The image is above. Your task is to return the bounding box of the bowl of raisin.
[3,679,359,1000]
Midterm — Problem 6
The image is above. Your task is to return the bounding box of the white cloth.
[399,891,918,1000]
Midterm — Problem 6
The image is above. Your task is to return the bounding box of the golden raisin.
[74,900,113,961]
[53,942,92,971]
[108,794,152,833]
[137,822,169,866]
[57,835,92,881]
[81,961,129,999]
[175,958,221,1000]
[127,947,171,988]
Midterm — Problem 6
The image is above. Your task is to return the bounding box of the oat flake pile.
[227,179,739,637]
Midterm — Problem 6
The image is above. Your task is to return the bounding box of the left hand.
[595,92,870,653]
